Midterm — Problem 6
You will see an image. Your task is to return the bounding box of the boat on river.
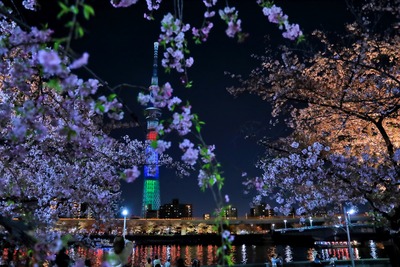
[314,240,360,248]
[271,224,389,245]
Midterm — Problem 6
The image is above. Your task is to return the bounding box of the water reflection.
[75,243,377,267]
[66,245,244,266]
[1,242,386,267]
[284,245,293,262]
[130,245,219,267]
[240,244,247,264]
[369,240,377,259]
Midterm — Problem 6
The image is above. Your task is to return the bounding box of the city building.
[224,205,238,219]
[145,209,159,219]
[159,199,193,219]
[249,203,275,218]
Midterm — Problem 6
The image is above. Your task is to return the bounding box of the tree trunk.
[385,235,400,267]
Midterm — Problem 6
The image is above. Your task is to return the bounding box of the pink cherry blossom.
[22,0,37,11]
[69,52,89,69]
[37,49,62,75]
[110,0,139,8]
[124,166,141,182]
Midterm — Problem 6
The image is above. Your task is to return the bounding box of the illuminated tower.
[142,42,162,218]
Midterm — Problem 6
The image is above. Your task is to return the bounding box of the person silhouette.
[55,247,71,267]
[271,254,277,267]
[164,258,171,267]
[153,255,161,267]
[329,254,337,267]
[313,252,323,266]
[276,253,283,266]
[109,236,134,267]
[191,258,200,267]
[177,258,186,267]
[145,257,152,267]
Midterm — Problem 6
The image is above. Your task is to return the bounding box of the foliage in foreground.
[229,0,400,256]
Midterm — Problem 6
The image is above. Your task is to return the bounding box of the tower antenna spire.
[142,42,161,218]
[151,42,159,86]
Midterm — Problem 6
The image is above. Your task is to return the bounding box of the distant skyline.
[29,1,352,217]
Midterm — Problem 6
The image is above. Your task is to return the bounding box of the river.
[66,240,386,267]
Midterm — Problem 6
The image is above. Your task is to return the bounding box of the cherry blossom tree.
[0,0,304,265]
[0,0,180,259]
[229,0,400,263]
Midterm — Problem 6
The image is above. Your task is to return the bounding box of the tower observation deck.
[142,42,162,218]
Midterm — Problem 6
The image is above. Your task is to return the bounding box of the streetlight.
[344,207,355,267]
[338,216,342,224]
[347,208,355,223]
[283,219,287,229]
[309,217,313,227]
[122,208,128,238]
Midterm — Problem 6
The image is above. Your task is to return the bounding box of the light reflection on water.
[73,244,241,267]
[0,241,385,267]
[240,244,247,264]
[131,244,219,266]
[67,242,384,267]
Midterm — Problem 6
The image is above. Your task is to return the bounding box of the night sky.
[28,1,351,217]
